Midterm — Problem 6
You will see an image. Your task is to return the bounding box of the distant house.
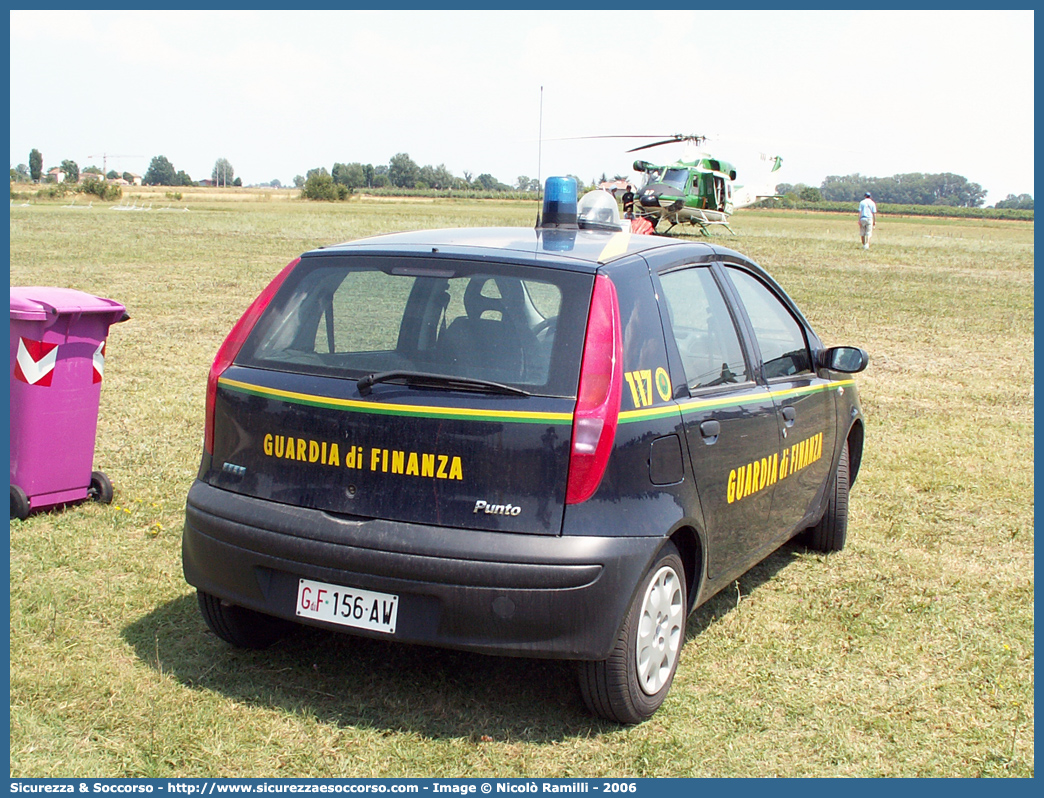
[126,173,143,186]
[47,167,65,182]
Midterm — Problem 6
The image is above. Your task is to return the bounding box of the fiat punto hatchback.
[183,180,868,723]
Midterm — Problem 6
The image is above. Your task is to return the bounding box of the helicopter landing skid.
[662,217,736,237]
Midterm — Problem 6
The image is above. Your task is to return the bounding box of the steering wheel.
[533,316,557,342]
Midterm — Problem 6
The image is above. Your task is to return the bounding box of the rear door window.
[237,255,592,397]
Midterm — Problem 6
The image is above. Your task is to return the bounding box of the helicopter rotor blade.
[625,135,708,153]
[627,139,685,153]
[545,134,686,143]
[547,133,706,145]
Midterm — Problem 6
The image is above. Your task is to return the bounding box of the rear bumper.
[183,480,662,660]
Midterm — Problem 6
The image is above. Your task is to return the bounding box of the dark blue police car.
[183,179,868,723]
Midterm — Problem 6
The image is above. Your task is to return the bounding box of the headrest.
[464,277,503,319]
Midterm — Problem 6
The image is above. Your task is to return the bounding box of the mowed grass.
[8,192,1034,777]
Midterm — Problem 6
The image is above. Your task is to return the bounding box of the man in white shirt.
[858,192,877,249]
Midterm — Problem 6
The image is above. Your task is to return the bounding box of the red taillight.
[566,274,623,505]
[204,257,300,454]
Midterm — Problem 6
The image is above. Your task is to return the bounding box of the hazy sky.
[9,9,1035,203]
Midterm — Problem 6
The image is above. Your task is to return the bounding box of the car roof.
[309,227,723,271]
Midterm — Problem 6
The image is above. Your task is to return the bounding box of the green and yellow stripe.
[218,376,573,425]
[220,375,854,427]
[619,379,855,424]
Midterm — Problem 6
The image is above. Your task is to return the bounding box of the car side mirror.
[818,346,869,373]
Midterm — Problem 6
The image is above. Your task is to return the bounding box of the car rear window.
[235,254,593,397]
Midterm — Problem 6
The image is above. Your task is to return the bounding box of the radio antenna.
[535,85,543,227]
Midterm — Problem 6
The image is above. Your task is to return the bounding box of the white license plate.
[296,578,398,634]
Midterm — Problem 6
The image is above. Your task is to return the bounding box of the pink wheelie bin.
[10,287,129,519]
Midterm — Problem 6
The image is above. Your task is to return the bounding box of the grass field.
[8,191,1034,777]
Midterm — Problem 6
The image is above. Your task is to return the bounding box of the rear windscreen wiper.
[356,370,531,397]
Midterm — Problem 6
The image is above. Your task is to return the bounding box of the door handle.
[780,406,796,426]
[699,420,720,443]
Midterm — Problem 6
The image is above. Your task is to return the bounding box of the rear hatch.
[202,252,595,535]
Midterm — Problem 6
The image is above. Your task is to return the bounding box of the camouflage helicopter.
[618,134,783,235]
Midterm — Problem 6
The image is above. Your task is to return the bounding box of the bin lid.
[10,287,128,322]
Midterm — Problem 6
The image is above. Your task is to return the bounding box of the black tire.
[11,484,30,520]
[805,439,850,552]
[88,470,114,504]
[197,591,290,649]
[578,541,686,724]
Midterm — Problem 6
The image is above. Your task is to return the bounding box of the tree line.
[296,152,552,201]
[13,147,1030,211]
[774,172,1030,209]
[10,150,244,189]
[11,149,535,197]
[140,155,243,187]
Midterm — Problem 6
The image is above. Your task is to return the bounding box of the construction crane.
[87,153,143,176]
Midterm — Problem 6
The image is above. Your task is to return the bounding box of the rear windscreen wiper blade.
[356,370,531,397]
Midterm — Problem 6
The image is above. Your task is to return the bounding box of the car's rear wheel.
[805,439,850,552]
[197,591,290,649]
[578,541,686,724]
